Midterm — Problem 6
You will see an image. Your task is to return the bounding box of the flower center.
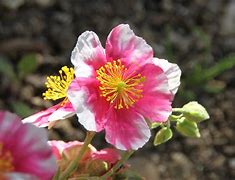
[0,143,14,173]
[96,60,145,109]
[43,66,74,101]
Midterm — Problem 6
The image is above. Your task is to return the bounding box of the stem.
[172,108,183,112]
[59,131,96,180]
[100,150,134,179]
[168,114,183,122]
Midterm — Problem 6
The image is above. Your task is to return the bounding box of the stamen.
[43,66,74,101]
[0,143,14,172]
[96,60,145,109]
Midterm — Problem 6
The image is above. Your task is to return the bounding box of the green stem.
[58,131,96,180]
[100,150,134,179]
[168,114,183,122]
[172,108,183,112]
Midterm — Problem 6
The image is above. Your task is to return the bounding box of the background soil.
[0,0,235,179]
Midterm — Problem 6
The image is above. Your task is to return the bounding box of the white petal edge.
[48,109,75,122]
[153,58,181,96]
[67,88,97,131]
[71,31,104,77]
[22,112,48,127]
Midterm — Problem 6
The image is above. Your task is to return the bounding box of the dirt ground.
[0,0,234,179]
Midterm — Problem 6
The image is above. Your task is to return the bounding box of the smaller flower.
[0,111,56,180]
[49,140,120,178]
[23,66,75,128]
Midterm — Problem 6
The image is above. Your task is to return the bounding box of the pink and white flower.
[49,140,120,177]
[23,66,75,128]
[68,24,181,150]
[0,111,56,180]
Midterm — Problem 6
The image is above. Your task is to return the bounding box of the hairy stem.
[59,131,96,180]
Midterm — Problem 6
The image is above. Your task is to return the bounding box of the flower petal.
[0,111,56,180]
[92,148,120,164]
[153,58,181,96]
[48,102,75,122]
[104,109,151,150]
[106,24,153,66]
[48,140,67,160]
[12,124,56,180]
[68,77,109,132]
[22,102,75,127]
[71,31,106,77]
[134,63,172,122]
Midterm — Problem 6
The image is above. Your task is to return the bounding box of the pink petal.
[92,148,120,164]
[0,111,22,143]
[106,24,153,66]
[48,102,75,122]
[153,58,181,96]
[71,31,106,77]
[22,102,75,127]
[68,77,109,132]
[134,63,172,122]
[104,109,151,150]
[3,172,39,180]
[48,140,96,162]
[48,140,67,160]
[0,111,56,180]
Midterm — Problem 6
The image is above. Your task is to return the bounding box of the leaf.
[154,127,173,146]
[204,54,235,81]
[188,54,235,85]
[11,101,34,118]
[0,57,16,81]
[17,53,38,79]
[176,118,201,138]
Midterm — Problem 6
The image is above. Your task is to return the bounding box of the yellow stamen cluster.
[43,66,74,101]
[96,60,145,109]
[0,143,14,172]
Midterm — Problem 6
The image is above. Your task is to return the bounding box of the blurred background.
[0,0,234,179]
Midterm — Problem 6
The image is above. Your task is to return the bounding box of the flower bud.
[176,118,201,138]
[86,160,108,176]
[154,127,173,146]
[182,101,209,123]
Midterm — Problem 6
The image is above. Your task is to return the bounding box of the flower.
[0,111,56,179]
[49,140,120,177]
[23,66,75,128]
[67,24,181,150]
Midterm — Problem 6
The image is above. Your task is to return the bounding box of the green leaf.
[154,127,173,146]
[17,53,38,79]
[187,54,235,85]
[0,57,16,81]
[11,101,34,118]
[182,101,209,123]
[176,118,200,138]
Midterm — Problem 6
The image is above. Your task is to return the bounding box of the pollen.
[43,66,74,101]
[96,60,145,109]
[0,143,14,173]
